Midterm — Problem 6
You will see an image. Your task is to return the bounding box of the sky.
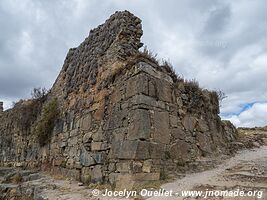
[0,0,267,127]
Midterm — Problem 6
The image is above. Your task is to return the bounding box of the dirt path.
[1,147,266,199]
[149,146,267,200]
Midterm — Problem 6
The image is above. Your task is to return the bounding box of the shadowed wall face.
[0,102,3,113]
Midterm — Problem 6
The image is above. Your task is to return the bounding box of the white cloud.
[223,102,267,127]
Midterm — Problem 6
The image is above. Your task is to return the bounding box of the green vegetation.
[35,98,59,146]
[11,88,48,134]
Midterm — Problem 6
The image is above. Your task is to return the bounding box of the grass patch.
[35,98,59,146]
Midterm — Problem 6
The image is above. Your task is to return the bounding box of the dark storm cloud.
[0,0,267,126]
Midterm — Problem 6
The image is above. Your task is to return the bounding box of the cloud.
[0,0,266,127]
[223,102,267,127]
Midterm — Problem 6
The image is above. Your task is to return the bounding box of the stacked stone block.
[0,11,238,189]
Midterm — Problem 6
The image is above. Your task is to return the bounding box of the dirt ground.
[1,146,266,200]
[149,146,267,200]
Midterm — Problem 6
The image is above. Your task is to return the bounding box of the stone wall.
[0,11,238,189]
[0,102,3,114]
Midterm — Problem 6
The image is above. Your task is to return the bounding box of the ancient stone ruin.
[0,11,238,189]
[0,102,3,114]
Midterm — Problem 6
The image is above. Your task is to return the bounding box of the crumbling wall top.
[53,10,143,99]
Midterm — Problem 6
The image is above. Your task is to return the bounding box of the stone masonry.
[0,102,3,114]
[0,11,238,189]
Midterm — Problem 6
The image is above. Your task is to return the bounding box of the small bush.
[35,98,59,146]
[31,87,48,100]
[161,60,184,82]
[184,78,200,91]
[183,79,203,111]
[214,90,227,107]
[138,46,159,64]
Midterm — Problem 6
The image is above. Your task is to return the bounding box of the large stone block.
[79,147,96,167]
[116,161,132,173]
[150,142,165,159]
[110,85,125,104]
[68,136,78,146]
[92,152,106,164]
[110,140,150,160]
[108,109,128,130]
[110,172,160,190]
[171,127,186,140]
[81,167,92,183]
[169,114,179,128]
[148,79,156,97]
[70,128,79,137]
[91,165,103,183]
[128,109,151,140]
[135,62,173,83]
[182,115,197,132]
[169,140,192,161]
[128,94,166,109]
[91,141,109,151]
[156,80,173,103]
[196,132,212,154]
[197,119,209,132]
[81,113,92,131]
[153,111,170,144]
[68,146,79,158]
[126,74,149,98]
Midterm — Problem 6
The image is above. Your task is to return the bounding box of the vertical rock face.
[0,11,238,189]
[0,102,3,113]
[52,10,143,103]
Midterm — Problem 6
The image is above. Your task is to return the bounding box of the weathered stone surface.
[92,152,106,164]
[110,172,160,190]
[171,127,186,140]
[61,168,81,181]
[128,109,151,140]
[142,159,152,173]
[150,142,165,159]
[126,74,149,98]
[81,167,92,183]
[91,165,103,183]
[80,114,92,131]
[91,141,108,151]
[196,132,212,154]
[82,132,93,143]
[182,115,197,132]
[156,80,173,103]
[170,114,179,128]
[53,158,65,166]
[116,161,131,173]
[79,147,95,167]
[0,10,239,190]
[135,62,173,83]
[153,111,170,144]
[108,109,127,130]
[197,119,210,132]
[170,140,192,161]
[111,141,150,160]
[68,137,78,146]
[128,94,166,109]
